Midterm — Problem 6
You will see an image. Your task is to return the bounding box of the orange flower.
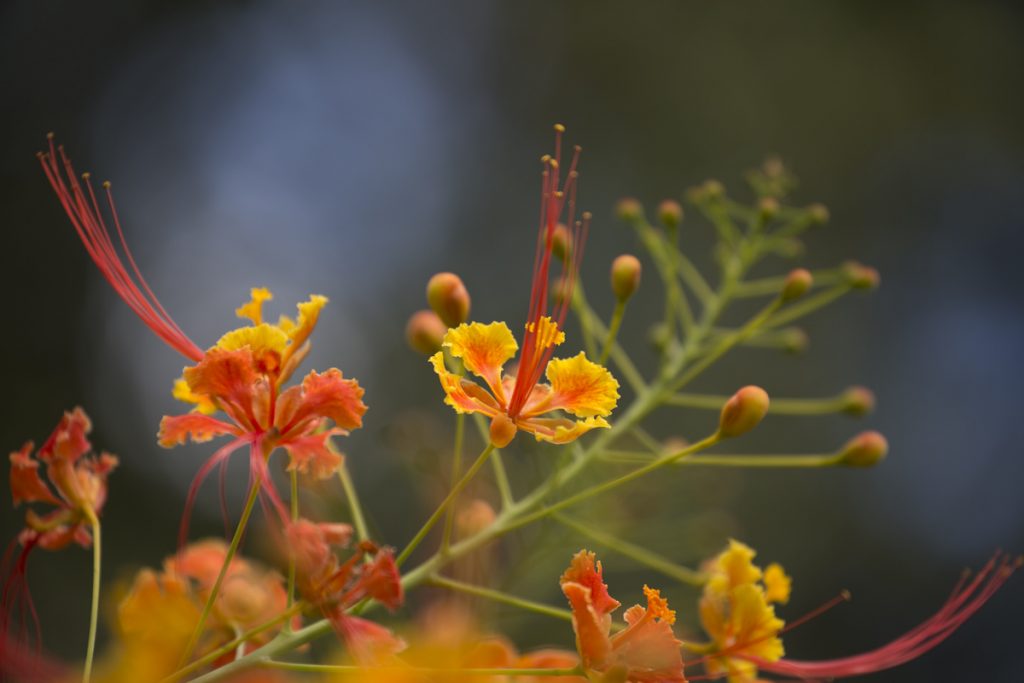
[39,139,367,533]
[3,408,117,648]
[560,550,685,682]
[431,127,618,447]
[286,519,405,665]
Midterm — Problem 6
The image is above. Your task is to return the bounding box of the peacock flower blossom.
[697,540,788,683]
[430,126,619,447]
[560,550,685,682]
[39,138,367,532]
[3,408,117,647]
[286,518,405,664]
[695,541,1020,682]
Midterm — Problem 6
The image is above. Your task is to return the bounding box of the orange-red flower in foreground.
[431,127,618,447]
[560,550,685,682]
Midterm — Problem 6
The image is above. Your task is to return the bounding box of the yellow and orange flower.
[430,127,618,447]
[697,541,789,683]
[560,550,685,682]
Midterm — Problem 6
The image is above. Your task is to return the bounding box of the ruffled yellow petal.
[172,378,217,415]
[541,352,620,418]
[235,287,273,325]
[764,563,791,605]
[443,322,518,399]
[287,294,328,348]
[430,352,501,417]
[729,583,784,662]
[524,315,565,350]
[520,415,610,444]
[214,323,289,357]
[707,540,763,597]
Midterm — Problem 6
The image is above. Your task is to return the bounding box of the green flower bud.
[718,386,770,438]
[781,268,813,301]
[610,254,642,302]
[838,431,888,467]
[427,272,471,327]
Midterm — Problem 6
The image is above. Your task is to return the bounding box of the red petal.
[357,550,403,611]
[9,444,59,506]
[278,369,367,434]
[158,414,237,448]
[282,430,345,479]
[183,348,259,411]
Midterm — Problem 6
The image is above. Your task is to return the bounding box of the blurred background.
[2,1,1023,680]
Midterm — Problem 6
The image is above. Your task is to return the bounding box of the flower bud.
[781,268,813,301]
[489,413,517,449]
[758,197,780,222]
[833,388,873,419]
[615,197,643,223]
[551,223,573,262]
[456,499,497,538]
[405,310,447,355]
[657,199,683,227]
[838,430,888,467]
[775,238,805,258]
[807,203,830,225]
[782,328,809,354]
[610,254,642,302]
[427,272,471,327]
[687,179,724,204]
[718,386,770,438]
[842,261,880,290]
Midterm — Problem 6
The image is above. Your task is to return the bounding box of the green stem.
[82,507,101,683]
[597,450,843,468]
[441,413,466,553]
[733,268,844,298]
[179,479,261,666]
[428,574,574,622]
[471,414,515,509]
[599,300,627,365]
[285,469,299,619]
[260,660,584,676]
[666,392,855,416]
[763,284,852,329]
[396,443,495,567]
[337,459,369,542]
[553,513,706,586]
[572,286,647,393]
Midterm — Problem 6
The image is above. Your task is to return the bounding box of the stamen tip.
[554,123,566,133]
[46,131,55,140]
[81,172,90,180]
[840,589,852,602]
[102,180,112,189]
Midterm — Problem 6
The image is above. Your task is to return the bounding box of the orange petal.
[39,407,93,465]
[183,348,260,409]
[277,369,367,433]
[560,550,620,671]
[285,295,328,349]
[357,550,403,611]
[560,550,621,616]
[543,352,619,418]
[429,352,502,417]
[9,443,59,506]
[283,430,345,479]
[443,322,518,400]
[519,415,611,444]
[158,414,238,448]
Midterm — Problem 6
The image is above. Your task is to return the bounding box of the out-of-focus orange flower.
[431,127,618,447]
[3,408,117,649]
[287,519,404,665]
[560,550,685,682]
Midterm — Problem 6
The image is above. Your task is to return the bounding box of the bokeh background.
[2,1,1023,680]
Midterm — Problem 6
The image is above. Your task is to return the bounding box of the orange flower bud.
[839,430,888,467]
[718,386,770,438]
[781,268,813,301]
[427,272,471,327]
[758,197,780,222]
[807,203,830,225]
[456,499,497,538]
[489,413,517,448]
[610,254,642,302]
[657,199,683,227]
[615,197,643,222]
[406,310,447,356]
[841,386,876,416]
[842,261,881,290]
[551,223,573,262]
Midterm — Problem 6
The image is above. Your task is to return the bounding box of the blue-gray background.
[2,1,1022,681]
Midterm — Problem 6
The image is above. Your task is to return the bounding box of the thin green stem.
[666,392,856,416]
[396,443,495,567]
[599,300,627,365]
[179,479,261,666]
[572,285,647,393]
[733,268,844,298]
[428,574,573,622]
[336,459,369,542]
[441,413,466,553]
[285,469,299,620]
[571,282,601,360]
[597,450,843,468]
[554,514,706,586]
[260,660,584,676]
[82,507,101,683]
[763,284,852,329]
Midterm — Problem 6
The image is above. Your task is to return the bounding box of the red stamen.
[754,552,1019,679]
[178,437,252,552]
[38,137,204,362]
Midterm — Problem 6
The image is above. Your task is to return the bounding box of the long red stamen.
[508,127,587,418]
[754,552,1019,679]
[178,437,253,551]
[38,137,204,362]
